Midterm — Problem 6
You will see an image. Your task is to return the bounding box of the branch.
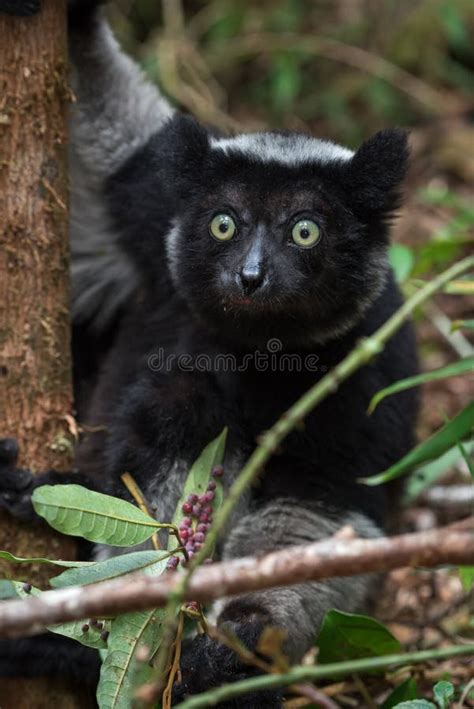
[0,524,473,638]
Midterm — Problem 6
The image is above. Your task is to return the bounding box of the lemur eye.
[209,214,236,242]
[291,219,320,248]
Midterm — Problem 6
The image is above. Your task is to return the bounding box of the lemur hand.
[172,619,283,708]
[0,438,36,521]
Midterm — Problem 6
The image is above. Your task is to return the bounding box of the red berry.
[185,541,195,552]
[194,542,202,551]
[207,481,216,491]
[182,502,192,514]
[181,517,192,527]
[203,504,212,515]
[204,491,215,502]
[100,630,109,642]
[212,465,224,478]
[192,504,202,517]
[197,523,208,533]
[166,556,179,570]
[187,494,198,504]
[194,532,205,543]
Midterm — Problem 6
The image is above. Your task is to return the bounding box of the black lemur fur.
[0,2,419,706]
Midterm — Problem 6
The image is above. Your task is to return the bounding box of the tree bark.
[0,1,87,706]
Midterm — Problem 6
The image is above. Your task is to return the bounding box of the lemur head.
[165,116,409,346]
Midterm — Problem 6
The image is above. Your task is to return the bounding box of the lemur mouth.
[223,295,278,314]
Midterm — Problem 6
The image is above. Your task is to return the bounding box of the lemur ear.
[344,129,410,216]
[165,114,210,189]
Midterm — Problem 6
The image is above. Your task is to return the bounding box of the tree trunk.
[0,1,88,706]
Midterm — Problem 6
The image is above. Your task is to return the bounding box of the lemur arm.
[69,5,174,183]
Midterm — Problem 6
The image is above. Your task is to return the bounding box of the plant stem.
[196,255,474,570]
[174,643,474,708]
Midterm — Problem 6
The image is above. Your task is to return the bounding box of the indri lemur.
[0,1,419,705]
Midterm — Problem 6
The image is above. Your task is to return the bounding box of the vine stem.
[174,643,474,708]
[195,255,474,570]
[155,255,474,688]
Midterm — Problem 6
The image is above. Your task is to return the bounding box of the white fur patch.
[164,219,182,287]
[210,132,354,167]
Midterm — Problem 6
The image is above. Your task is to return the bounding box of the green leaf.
[458,441,474,479]
[459,566,474,591]
[97,609,166,709]
[381,678,418,709]
[32,485,161,547]
[451,319,474,331]
[389,244,414,283]
[433,681,454,708]
[50,550,171,588]
[10,581,109,649]
[168,427,227,551]
[403,442,474,504]
[362,401,474,486]
[0,579,21,599]
[50,619,111,650]
[316,610,401,664]
[369,358,474,413]
[0,550,94,567]
[444,277,474,295]
[392,702,436,709]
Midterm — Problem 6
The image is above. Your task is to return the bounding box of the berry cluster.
[81,619,109,642]
[166,464,224,571]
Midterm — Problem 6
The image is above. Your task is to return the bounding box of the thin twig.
[189,256,474,583]
[289,683,340,709]
[162,611,185,709]
[173,644,474,708]
[121,472,160,550]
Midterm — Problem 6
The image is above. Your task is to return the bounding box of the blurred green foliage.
[110,0,474,146]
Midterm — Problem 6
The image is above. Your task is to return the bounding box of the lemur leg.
[217,499,381,660]
[175,499,381,706]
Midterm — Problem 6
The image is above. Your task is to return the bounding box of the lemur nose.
[239,264,265,294]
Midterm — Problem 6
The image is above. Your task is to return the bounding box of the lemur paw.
[172,620,283,708]
[0,438,36,521]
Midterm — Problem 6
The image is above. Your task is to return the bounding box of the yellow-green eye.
[209,214,236,241]
[291,219,320,248]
